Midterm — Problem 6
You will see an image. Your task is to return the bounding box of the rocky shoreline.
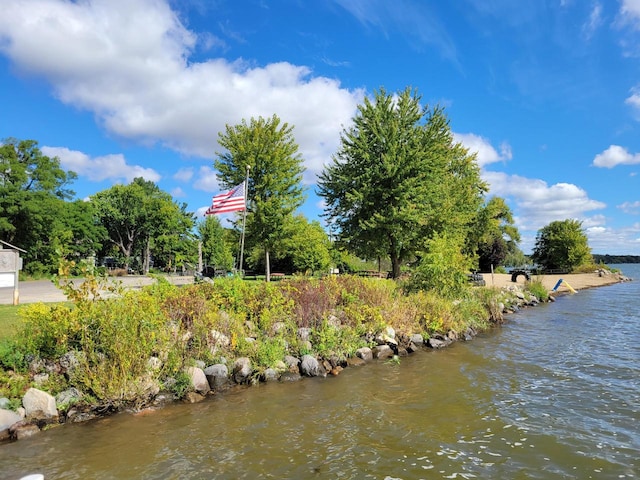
[0,272,631,445]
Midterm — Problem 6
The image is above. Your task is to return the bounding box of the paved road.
[0,275,194,305]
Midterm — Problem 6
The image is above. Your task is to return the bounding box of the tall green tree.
[531,219,592,271]
[215,115,305,281]
[198,215,234,270]
[468,196,521,271]
[318,88,486,278]
[272,215,331,274]
[92,178,194,272]
[0,138,93,274]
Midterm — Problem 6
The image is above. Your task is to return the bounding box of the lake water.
[2,265,639,479]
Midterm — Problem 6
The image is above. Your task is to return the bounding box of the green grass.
[0,304,23,339]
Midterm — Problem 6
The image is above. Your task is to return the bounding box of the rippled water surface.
[2,266,639,479]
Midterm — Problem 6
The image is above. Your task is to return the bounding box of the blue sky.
[1,0,640,255]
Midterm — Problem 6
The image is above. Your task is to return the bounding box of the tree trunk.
[143,237,151,274]
[390,253,401,279]
[265,247,271,282]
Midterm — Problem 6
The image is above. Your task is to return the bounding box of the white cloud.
[454,133,512,167]
[618,200,640,214]
[0,0,363,183]
[171,187,186,198]
[482,171,606,232]
[42,146,160,183]
[582,3,603,40]
[586,223,640,254]
[625,85,640,115]
[621,0,640,25]
[592,145,640,168]
[192,166,220,192]
[173,168,194,182]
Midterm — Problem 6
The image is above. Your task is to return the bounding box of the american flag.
[205,182,246,215]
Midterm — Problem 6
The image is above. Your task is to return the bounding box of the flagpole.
[238,165,250,275]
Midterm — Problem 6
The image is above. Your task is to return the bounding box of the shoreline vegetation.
[0,268,631,444]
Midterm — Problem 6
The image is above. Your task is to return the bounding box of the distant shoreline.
[485,271,628,293]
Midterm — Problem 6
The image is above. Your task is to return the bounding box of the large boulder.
[9,421,40,440]
[372,345,394,360]
[23,388,58,423]
[184,366,209,394]
[204,364,229,390]
[262,368,279,382]
[427,335,451,349]
[356,347,373,362]
[55,388,83,409]
[284,355,300,373]
[0,408,22,441]
[232,357,253,384]
[300,355,320,377]
[375,326,397,346]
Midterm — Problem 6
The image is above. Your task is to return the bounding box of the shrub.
[19,303,81,358]
[467,286,504,324]
[525,279,549,302]
[311,320,365,360]
[407,233,471,299]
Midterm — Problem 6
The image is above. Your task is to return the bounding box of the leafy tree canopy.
[318,87,486,278]
[531,219,592,271]
[215,114,305,280]
[469,196,521,271]
[92,178,194,271]
[0,138,95,274]
[272,215,331,274]
[198,215,234,270]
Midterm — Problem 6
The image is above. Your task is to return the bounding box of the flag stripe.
[205,182,246,215]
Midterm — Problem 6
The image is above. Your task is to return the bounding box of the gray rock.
[183,392,205,403]
[59,350,82,377]
[210,329,231,347]
[65,406,97,423]
[233,357,253,384]
[204,364,229,389]
[356,347,373,361]
[262,368,279,382]
[55,387,82,408]
[10,421,40,440]
[33,373,49,386]
[297,327,312,342]
[372,344,394,359]
[184,366,209,394]
[375,325,398,346]
[327,314,341,328]
[300,354,320,377]
[427,337,450,349]
[0,397,10,409]
[147,356,162,371]
[271,322,287,335]
[409,334,424,346]
[0,408,22,432]
[23,388,57,421]
[284,355,300,373]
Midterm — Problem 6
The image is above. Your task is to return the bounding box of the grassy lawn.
[0,304,23,340]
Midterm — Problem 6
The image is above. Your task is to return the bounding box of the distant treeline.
[593,254,640,264]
